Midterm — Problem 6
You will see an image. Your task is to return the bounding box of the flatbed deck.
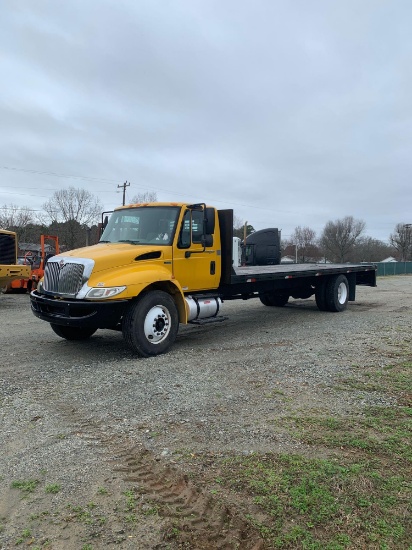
[217,262,378,300]
[232,263,377,283]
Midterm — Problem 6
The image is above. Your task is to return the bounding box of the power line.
[0,165,292,212]
[1,165,120,184]
[1,166,404,230]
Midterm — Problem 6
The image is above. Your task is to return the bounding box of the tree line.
[1,187,411,262]
[0,187,154,252]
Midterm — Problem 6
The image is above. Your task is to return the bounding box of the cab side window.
[178,210,205,248]
[179,211,191,248]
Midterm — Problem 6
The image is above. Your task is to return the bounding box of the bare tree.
[43,187,103,225]
[131,191,158,203]
[233,214,243,231]
[320,216,366,263]
[233,223,255,240]
[351,237,394,263]
[233,214,250,239]
[0,204,40,242]
[42,187,103,250]
[0,204,34,230]
[390,223,412,261]
[290,226,318,263]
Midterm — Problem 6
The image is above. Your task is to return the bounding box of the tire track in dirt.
[57,404,264,549]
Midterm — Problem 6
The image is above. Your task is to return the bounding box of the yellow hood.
[57,243,166,274]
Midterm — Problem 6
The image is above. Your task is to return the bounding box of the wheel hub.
[337,282,348,304]
[144,305,171,344]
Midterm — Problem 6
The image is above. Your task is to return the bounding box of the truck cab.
[99,202,220,293]
[31,203,223,356]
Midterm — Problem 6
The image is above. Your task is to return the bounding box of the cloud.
[1,0,411,240]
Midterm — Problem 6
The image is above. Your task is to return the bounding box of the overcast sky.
[1,0,411,241]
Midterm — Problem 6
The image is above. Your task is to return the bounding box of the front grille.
[44,261,85,296]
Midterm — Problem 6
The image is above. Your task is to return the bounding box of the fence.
[376,262,412,276]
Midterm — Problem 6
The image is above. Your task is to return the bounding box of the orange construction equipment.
[2,235,59,294]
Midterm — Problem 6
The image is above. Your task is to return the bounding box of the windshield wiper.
[99,240,110,243]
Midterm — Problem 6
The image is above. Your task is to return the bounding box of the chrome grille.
[44,261,85,296]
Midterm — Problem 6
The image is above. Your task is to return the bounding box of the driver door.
[172,209,220,292]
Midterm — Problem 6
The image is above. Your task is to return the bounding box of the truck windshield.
[100,206,180,245]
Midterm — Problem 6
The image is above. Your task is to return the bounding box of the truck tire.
[259,292,289,307]
[324,274,349,312]
[122,291,179,357]
[50,324,97,340]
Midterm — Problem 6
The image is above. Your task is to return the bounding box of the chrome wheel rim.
[337,282,348,304]
[143,305,171,344]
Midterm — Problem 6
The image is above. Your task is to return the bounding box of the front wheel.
[50,324,97,340]
[122,291,179,357]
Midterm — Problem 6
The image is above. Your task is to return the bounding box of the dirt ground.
[0,275,411,549]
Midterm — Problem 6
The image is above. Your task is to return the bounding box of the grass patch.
[45,483,61,494]
[15,528,32,545]
[219,451,410,548]
[213,359,411,548]
[11,479,40,495]
[286,405,411,462]
[65,504,94,525]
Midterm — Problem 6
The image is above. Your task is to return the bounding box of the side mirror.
[202,234,213,247]
[205,208,215,234]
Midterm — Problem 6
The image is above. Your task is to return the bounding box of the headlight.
[85,286,126,299]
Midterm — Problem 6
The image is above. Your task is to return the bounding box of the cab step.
[188,316,228,325]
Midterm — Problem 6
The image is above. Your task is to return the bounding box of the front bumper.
[30,290,128,329]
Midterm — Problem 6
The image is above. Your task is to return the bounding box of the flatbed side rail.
[231,263,377,286]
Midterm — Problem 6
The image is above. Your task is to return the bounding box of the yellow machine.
[0,229,31,290]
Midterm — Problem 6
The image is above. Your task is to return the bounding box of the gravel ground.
[0,275,411,549]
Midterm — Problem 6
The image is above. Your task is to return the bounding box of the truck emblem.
[59,259,65,269]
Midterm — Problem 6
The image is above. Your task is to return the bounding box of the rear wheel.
[122,291,179,357]
[50,324,97,340]
[324,275,349,312]
[259,292,289,307]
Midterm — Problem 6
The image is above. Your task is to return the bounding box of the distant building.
[381,256,397,263]
[280,255,295,264]
[18,242,54,256]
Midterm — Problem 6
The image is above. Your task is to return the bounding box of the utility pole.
[117,181,130,206]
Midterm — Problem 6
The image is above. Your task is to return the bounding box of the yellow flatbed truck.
[30,202,377,357]
[0,229,31,291]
